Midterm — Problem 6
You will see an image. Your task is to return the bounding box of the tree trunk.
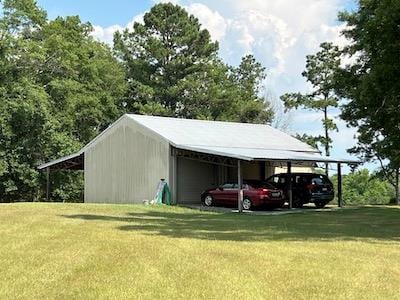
[324,106,329,176]
[396,167,399,205]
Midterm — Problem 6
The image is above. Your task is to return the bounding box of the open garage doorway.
[174,154,318,206]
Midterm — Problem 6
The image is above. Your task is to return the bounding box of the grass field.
[1,203,399,299]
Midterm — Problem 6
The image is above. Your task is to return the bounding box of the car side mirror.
[218,186,224,191]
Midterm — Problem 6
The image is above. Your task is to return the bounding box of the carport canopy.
[170,144,358,212]
[38,152,84,171]
[173,144,357,164]
[37,151,84,201]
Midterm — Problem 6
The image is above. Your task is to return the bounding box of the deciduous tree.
[0,0,126,201]
[336,0,400,204]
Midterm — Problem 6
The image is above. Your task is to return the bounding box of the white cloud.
[181,0,350,97]
[91,24,123,45]
[91,13,144,45]
[185,3,228,41]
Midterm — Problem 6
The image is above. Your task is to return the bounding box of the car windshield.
[220,183,233,189]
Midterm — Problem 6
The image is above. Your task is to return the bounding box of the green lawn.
[1,203,399,299]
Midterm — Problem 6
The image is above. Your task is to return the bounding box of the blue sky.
[38,0,357,25]
[37,0,151,27]
[36,0,367,173]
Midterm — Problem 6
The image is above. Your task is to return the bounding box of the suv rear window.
[269,176,286,184]
[310,175,331,185]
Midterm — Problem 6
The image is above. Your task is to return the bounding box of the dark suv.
[266,173,334,208]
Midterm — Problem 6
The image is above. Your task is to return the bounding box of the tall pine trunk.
[324,106,329,176]
[396,167,399,205]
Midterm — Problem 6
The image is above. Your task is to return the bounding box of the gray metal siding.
[242,161,260,180]
[177,158,216,204]
[84,117,170,204]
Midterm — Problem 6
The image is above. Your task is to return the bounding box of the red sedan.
[201,180,285,210]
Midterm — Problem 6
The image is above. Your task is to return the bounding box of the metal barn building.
[39,114,355,205]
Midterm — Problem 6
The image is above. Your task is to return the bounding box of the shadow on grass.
[61,206,400,242]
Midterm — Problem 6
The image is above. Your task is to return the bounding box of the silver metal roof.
[127,114,358,163]
[38,114,359,169]
[127,114,317,153]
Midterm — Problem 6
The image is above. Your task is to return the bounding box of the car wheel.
[293,196,303,208]
[277,202,285,209]
[315,201,326,209]
[204,194,214,207]
[242,198,252,210]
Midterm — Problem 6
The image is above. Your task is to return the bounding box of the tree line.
[0,0,398,204]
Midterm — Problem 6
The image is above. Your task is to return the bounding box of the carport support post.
[287,161,293,209]
[172,151,178,204]
[337,163,342,207]
[237,160,243,213]
[46,167,50,201]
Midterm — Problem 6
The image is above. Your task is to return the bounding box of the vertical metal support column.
[337,163,342,207]
[238,160,243,213]
[172,152,178,204]
[46,167,50,201]
[259,161,266,180]
[287,161,292,209]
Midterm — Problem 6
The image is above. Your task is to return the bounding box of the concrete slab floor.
[181,204,343,215]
